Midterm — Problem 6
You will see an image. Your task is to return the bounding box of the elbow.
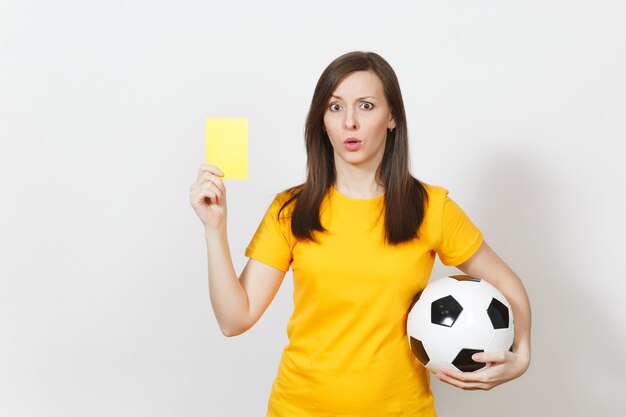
[221,328,241,337]
[216,307,254,337]
[220,322,249,337]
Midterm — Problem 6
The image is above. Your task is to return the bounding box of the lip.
[343,138,362,152]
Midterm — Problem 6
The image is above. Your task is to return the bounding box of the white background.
[1,1,625,416]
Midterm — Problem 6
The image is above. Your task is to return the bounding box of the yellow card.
[205,118,248,179]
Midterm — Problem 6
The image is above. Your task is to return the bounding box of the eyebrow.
[331,95,377,101]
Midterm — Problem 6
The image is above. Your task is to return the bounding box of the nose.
[343,108,359,130]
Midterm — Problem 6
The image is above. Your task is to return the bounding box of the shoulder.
[418,181,456,229]
[419,181,450,205]
[269,184,303,217]
[416,181,455,246]
[275,184,302,202]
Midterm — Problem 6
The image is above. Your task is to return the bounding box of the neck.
[334,158,384,199]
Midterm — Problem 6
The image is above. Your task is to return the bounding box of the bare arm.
[457,241,531,361]
[191,164,286,337]
[436,241,532,390]
[205,230,286,336]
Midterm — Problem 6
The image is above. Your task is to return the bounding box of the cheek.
[323,115,341,137]
[375,115,390,129]
[323,112,335,127]
[365,118,389,137]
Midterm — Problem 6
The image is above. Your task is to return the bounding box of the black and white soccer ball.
[407,275,514,373]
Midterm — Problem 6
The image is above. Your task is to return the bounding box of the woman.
[189,51,531,416]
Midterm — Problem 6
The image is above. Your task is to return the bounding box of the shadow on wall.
[431,149,625,417]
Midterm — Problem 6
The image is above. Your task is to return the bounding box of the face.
[322,70,395,171]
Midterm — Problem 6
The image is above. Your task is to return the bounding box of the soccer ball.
[407,275,514,373]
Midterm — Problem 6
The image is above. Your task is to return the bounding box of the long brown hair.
[279,51,428,245]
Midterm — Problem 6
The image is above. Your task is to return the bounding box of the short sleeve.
[244,193,294,272]
[435,193,483,266]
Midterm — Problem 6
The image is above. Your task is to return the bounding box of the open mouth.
[343,138,363,151]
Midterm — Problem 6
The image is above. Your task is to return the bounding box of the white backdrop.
[1,1,625,416]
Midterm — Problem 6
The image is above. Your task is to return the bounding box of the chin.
[339,155,372,167]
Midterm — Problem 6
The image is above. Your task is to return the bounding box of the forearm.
[458,242,532,363]
[498,272,531,363]
[205,228,250,336]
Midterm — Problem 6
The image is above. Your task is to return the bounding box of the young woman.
[189,51,531,416]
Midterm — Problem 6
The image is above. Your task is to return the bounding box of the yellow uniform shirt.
[245,183,483,417]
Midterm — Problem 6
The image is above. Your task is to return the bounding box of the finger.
[439,368,493,387]
[439,368,471,382]
[203,182,223,203]
[436,371,491,391]
[473,351,508,364]
[191,184,216,206]
[201,172,226,193]
[190,173,226,196]
[200,164,224,176]
[439,367,494,384]
[198,164,224,180]
[190,182,222,205]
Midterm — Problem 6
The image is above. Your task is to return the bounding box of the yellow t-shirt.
[245,183,483,417]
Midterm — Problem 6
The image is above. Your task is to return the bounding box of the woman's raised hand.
[189,164,227,231]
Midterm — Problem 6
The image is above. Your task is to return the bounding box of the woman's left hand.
[434,350,530,391]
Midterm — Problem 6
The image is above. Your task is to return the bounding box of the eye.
[329,103,342,111]
[361,102,374,110]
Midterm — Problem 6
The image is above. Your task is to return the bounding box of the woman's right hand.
[189,164,227,231]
